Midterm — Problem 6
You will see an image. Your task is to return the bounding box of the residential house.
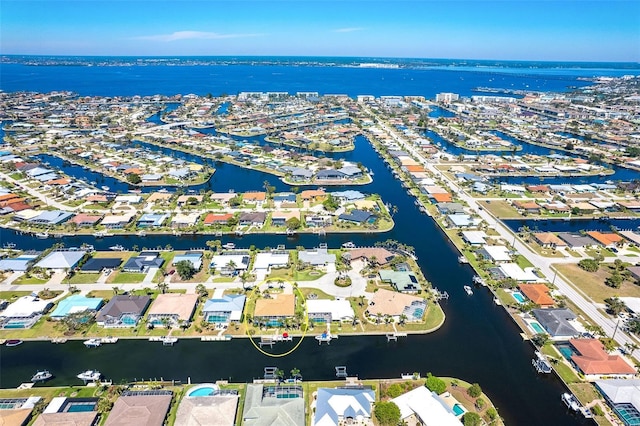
[49,295,103,320]
[175,391,239,426]
[147,293,199,328]
[532,232,567,248]
[300,189,327,203]
[210,254,250,276]
[70,214,103,227]
[595,379,640,426]
[100,213,135,229]
[568,339,636,380]
[305,215,332,228]
[461,230,487,246]
[203,213,234,226]
[171,212,200,228]
[347,247,395,266]
[96,295,151,328]
[378,270,421,293]
[307,299,354,323]
[586,231,624,248]
[80,257,123,273]
[477,245,511,263]
[445,214,478,228]
[242,192,267,206]
[122,251,164,273]
[104,391,172,426]
[313,388,375,426]
[519,283,555,307]
[0,296,53,329]
[242,384,304,426]
[557,232,596,248]
[338,209,373,224]
[532,308,579,339]
[137,213,169,228]
[254,293,295,327]
[29,210,73,226]
[270,210,299,227]
[176,194,203,206]
[202,294,247,324]
[238,212,267,227]
[391,386,461,426]
[298,247,336,267]
[172,251,203,270]
[35,250,87,271]
[367,289,427,322]
[436,203,466,215]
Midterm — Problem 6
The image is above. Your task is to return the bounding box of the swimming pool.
[65,402,97,412]
[512,291,527,304]
[187,384,219,397]
[452,403,465,416]
[528,321,545,334]
[558,345,574,360]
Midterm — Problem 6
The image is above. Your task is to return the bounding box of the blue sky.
[2,0,639,61]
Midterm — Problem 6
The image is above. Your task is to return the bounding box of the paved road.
[366,110,640,360]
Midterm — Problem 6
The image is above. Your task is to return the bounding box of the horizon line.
[1,54,639,65]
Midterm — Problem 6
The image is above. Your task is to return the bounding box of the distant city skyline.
[2,0,639,62]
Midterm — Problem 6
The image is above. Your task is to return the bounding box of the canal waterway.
[1,62,630,424]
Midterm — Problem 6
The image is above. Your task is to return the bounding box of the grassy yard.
[68,273,102,284]
[12,275,48,285]
[0,290,31,300]
[109,272,147,284]
[554,263,640,304]
[515,254,534,269]
[477,200,523,219]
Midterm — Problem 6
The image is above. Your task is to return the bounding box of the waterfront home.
[80,257,123,273]
[436,202,466,215]
[531,308,579,339]
[313,387,374,426]
[33,397,99,426]
[114,194,142,204]
[477,245,512,263]
[338,209,373,225]
[122,251,164,273]
[175,388,239,426]
[391,386,461,426]
[210,253,250,275]
[595,379,640,426]
[172,251,203,270]
[176,194,203,206]
[104,391,172,426]
[347,247,395,266]
[100,212,136,229]
[287,167,314,181]
[0,397,39,426]
[367,289,427,323]
[532,232,567,248]
[147,293,198,328]
[146,192,172,205]
[586,231,624,249]
[461,230,487,246]
[13,209,42,222]
[300,189,327,203]
[445,214,479,228]
[568,339,636,380]
[137,213,169,228]
[272,192,297,206]
[0,252,40,272]
[298,247,336,267]
[513,200,542,214]
[305,215,332,228]
[568,202,598,214]
[518,284,555,307]
[316,169,345,181]
[617,200,640,211]
[49,295,103,320]
[29,210,73,226]
[378,270,421,293]
[253,293,295,327]
[202,294,246,324]
[168,168,195,181]
[238,212,267,227]
[270,210,299,227]
[242,192,266,206]
[330,190,365,202]
[35,250,87,271]
[557,232,597,248]
[96,295,151,328]
[0,295,52,329]
[307,299,354,323]
[209,193,236,206]
[492,263,540,282]
[203,213,234,226]
[70,214,103,227]
[242,384,304,426]
[171,212,200,228]
[429,192,454,203]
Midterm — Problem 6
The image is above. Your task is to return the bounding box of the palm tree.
[399,314,408,326]
[157,282,169,294]
[112,286,121,295]
[290,367,302,383]
[605,297,627,316]
[195,284,208,299]
[240,272,250,290]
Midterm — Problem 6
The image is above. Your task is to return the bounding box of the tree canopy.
[175,260,196,280]
[425,373,447,395]
[373,401,401,426]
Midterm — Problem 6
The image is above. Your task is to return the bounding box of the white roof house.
[210,254,250,271]
[497,263,540,282]
[253,252,289,270]
[307,299,354,322]
[114,194,142,204]
[391,386,461,426]
[461,231,487,245]
[35,250,87,270]
[479,245,511,263]
[1,296,52,329]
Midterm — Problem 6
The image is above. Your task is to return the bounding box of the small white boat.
[77,370,101,382]
[83,338,101,348]
[5,339,23,347]
[464,285,473,295]
[93,231,106,238]
[457,255,469,264]
[161,336,178,346]
[3,242,16,249]
[222,242,236,250]
[109,244,125,251]
[341,241,356,249]
[562,392,581,412]
[35,232,49,239]
[31,370,53,382]
[101,186,110,191]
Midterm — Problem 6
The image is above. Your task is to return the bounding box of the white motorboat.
[463,285,473,295]
[77,370,101,382]
[341,241,356,249]
[109,244,125,251]
[222,242,236,250]
[35,232,49,239]
[31,370,53,382]
[83,338,101,348]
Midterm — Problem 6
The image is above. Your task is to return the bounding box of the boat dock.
[201,335,232,341]
[335,366,348,378]
[386,333,407,342]
[532,351,553,374]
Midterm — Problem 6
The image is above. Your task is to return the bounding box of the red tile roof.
[518,284,555,306]
[569,338,636,375]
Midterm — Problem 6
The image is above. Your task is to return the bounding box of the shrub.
[467,383,482,398]
[462,412,483,426]
[425,373,447,395]
[373,401,401,426]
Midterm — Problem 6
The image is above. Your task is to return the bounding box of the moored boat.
[77,370,101,382]
[464,285,473,295]
[34,232,49,239]
[5,339,23,347]
[83,338,101,348]
[31,370,53,382]
[341,241,356,249]
[109,244,125,251]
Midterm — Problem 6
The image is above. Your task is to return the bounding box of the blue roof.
[29,210,73,225]
[50,295,103,318]
[314,388,375,425]
[338,209,372,223]
[203,294,246,313]
[173,253,203,270]
[331,190,365,201]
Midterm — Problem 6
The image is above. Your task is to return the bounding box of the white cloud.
[134,31,262,42]
[333,27,364,33]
